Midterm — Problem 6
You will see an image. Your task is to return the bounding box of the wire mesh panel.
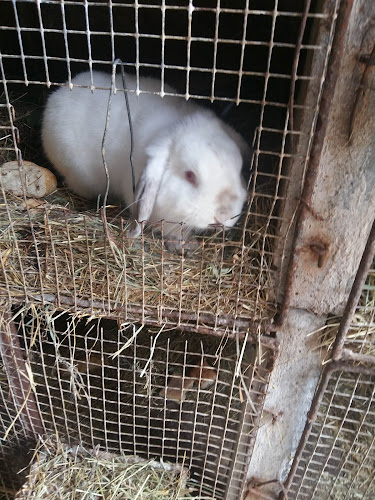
[0,335,36,498]
[288,366,375,500]
[343,264,375,358]
[0,306,275,498]
[0,0,342,333]
[313,255,375,365]
[281,226,375,499]
[0,379,28,498]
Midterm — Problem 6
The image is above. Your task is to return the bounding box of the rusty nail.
[358,54,375,65]
[310,242,329,268]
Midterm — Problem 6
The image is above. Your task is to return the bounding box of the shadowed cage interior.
[0,308,273,498]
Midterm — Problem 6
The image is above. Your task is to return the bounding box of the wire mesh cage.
[0,0,361,498]
[287,364,375,500]
[343,264,375,358]
[0,306,276,498]
[283,232,375,500]
[317,263,375,365]
[0,366,31,498]
[0,0,342,333]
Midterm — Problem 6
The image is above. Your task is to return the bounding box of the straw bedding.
[0,187,276,325]
[15,438,202,500]
[313,265,375,362]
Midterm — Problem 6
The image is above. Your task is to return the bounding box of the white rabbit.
[42,71,249,240]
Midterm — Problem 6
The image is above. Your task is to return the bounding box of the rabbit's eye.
[184,170,198,187]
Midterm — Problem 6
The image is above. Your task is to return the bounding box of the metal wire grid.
[0,202,279,333]
[282,224,375,499]
[328,223,375,366]
[0,372,30,498]
[0,315,40,497]
[0,307,275,498]
[343,264,375,358]
[0,0,342,331]
[287,365,375,500]
[1,1,330,100]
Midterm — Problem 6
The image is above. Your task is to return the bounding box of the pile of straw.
[311,266,375,362]
[16,438,204,500]
[0,188,276,323]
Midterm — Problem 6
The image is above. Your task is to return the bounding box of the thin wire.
[288,0,311,133]
[114,58,136,195]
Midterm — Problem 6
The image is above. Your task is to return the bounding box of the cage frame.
[1,0,375,498]
[282,219,375,498]
[0,306,280,499]
[0,0,355,338]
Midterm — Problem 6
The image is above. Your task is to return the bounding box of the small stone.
[0,160,57,198]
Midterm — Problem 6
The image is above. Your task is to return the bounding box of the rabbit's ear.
[128,139,171,237]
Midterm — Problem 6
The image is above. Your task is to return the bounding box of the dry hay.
[309,266,375,364]
[346,266,375,356]
[0,185,276,326]
[15,437,205,500]
[316,471,372,500]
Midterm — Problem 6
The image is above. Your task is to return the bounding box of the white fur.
[42,71,248,237]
